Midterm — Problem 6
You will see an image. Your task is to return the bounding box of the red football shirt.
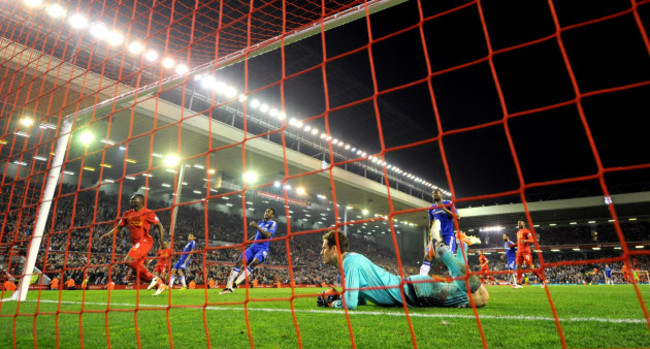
[118,208,159,244]
[155,248,173,267]
[516,228,533,254]
[479,255,488,266]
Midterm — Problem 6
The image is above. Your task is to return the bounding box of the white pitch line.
[25,299,648,324]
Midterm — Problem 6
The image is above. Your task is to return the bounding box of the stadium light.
[164,154,180,167]
[145,50,158,62]
[107,31,123,46]
[362,209,368,215]
[69,14,88,28]
[46,4,65,18]
[175,64,189,75]
[225,87,237,98]
[250,99,260,108]
[128,42,144,54]
[24,0,43,7]
[162,57,175,69]
[260,104,270,112]
[20,117,34,127]
[296,187,306,195]
[90,23,109,38]
[311,129,318,135]
[79,131,94,145]
[243,171,258,184]
[277,112,286,120]
[201,76,215,89]
[273,181,281,188]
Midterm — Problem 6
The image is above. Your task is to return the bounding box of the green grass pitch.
[1,285,649,348]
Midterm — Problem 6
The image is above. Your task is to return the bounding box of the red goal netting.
[1,0,650,348]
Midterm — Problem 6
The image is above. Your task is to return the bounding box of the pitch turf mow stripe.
[27,300,647,324]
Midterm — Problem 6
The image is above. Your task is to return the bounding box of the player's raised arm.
[249,220,277,239]
[100,224,124,241]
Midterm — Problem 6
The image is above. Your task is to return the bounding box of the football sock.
[226,268,239,288]
[169,275,176,287]
[180,275,187,288]
[419,261,431,276]
[235,267,252,286]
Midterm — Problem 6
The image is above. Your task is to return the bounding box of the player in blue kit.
[220,207,277,294]
[319,230,489,309]
[503,233,518,286]
[420,188,460,276]
[166,233,196,292]
[604,264,613,285]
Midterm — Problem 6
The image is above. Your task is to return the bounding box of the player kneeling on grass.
[317,230,489,309]
[164,234,196,294]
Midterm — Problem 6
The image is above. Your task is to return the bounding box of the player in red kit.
[147,241,172,291]
[514,220,545,288]
[100,194,165,288]
[477,251,496,285]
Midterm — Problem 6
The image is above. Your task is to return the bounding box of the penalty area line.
[26,299,647,324]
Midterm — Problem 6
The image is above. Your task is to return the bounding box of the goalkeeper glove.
[316,287,340,307]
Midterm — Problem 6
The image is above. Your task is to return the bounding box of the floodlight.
[164,154,180,167]
[79,131,94,145]
[128,42,144,54]
[90,23,109,38]
[162,57,175,69]
[243,171,258,183]
[175,64,189,75]
[145,50,158,62]
[69,14,88,29]
[20,117,34,127]
[46,4,65,18]
[24,0,43,8]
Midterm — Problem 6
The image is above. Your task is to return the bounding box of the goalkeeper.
[318,230,489,309]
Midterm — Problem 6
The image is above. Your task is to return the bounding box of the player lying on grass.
[318,230,489,309]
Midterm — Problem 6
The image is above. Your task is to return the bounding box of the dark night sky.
[5,0,650,204]
[223,0,650,203]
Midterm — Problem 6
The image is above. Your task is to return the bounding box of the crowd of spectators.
[1,183,649,288]
[477,221,649,249]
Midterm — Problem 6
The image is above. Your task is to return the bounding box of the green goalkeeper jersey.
[331,252,472,310]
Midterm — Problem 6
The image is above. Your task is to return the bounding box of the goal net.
[1,0,649,347]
